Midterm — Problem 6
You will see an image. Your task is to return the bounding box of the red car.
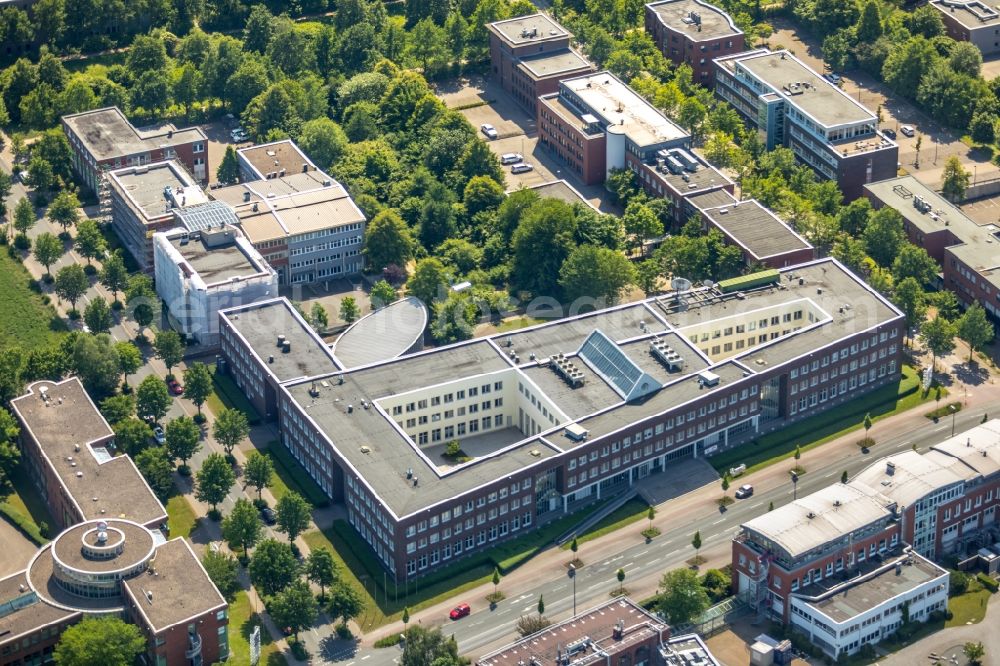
[167,379,184,395]
[449,603,471,620]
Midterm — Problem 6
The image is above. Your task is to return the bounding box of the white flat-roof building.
[153,225,278,347]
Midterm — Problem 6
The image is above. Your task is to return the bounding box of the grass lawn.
[302,501,612,631]
[946,588,991,627]
[0,249,67,352]
[228,590,286,666]
[561,499,650,549]
[262,442,329,507]
[208,368,262,424]
[0,467,56,545]
[493,316,547,333]
[166,489,198,539]
[709,365,936,475]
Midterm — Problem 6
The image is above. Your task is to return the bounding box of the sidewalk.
[363,358,1000,646]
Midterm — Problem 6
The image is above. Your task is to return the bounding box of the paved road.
[303,402,998,666]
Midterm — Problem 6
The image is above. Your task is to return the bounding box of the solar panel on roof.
[577,329,661,401]
[176,201,240,233]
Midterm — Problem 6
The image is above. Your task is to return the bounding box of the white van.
[510,163,534,174]
[500,153,523,165]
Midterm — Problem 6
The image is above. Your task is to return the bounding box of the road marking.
[361,656,371,660]
[711,518,725,525]
[636,549,649,556]
[552,584,567,592]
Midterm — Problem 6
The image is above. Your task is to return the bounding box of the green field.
[947,587,991,627]
[0,467,56,545]
[709,365,936,475]
[561,498,650,549]
[0,250,67,351]
[227,590,286,666]
[166,490,198,539]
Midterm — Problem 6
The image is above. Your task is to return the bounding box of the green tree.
[409,18,450,76]
[182,362,212,415]
[882,36,938,94]
[920,315,957,370]
[243,450,274,500]
[862,207,905,268]
[616,567,626,595]
[216,146,240,185]
[55,264,88,313]
[958,303,994,362]
[249,539,299,596]
[570,536,579,559]
[114,341,142,388]
[27,157,55,192]
[99,252,129,303]
[339,296,360,324]
[363,209,415,274]
[276,490,312,543]
[196,453,236,514]
[306,547,338,600]
[298,118,348,171]
[70,334,120,397]
[647,505,656,530]
[100,394,135,425]
[970,111,997,145]
[400,625,462,666]
[269,580,318,640]
[135,446,173,501]
[33,232,63,276]
[942,155,971,202]
[841,470,849,484]
[202,549,240,601]
[537,594,545,617]
[511,199,577,297]
[212,407,250,457]
[242,4,274,53]
[327,581,365,628]
[855,0,882,42]
[622,200,663,256]
[136,375,171,424]
[13,197,35,242]
[114,417,152,457]
[154,329,184,376]
[0,409,19,493]
[949,42,983,77]
[558,245,636,304]
[370,280,397,309]
[892,245,938,286]
[53,616,144,666]
[83,297,112,334]
[864,412,873,438]
[310,302,329,332]
[126,275,157,332]
[408,257,449,305]
[222,498,263,557]
[893,277,928,334]
[74,219,105,265]
[964,641,985,666]
[692,531,702,559]
[658,568,710,624]
[165,415,201,469]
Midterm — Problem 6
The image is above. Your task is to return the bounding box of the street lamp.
[791,471,799,500]
[950,404,958,437]
[567,563,577,616]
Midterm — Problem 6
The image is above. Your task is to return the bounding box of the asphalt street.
[316,403,998,666]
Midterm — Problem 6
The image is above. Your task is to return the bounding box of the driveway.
[435,76,620,214]
[879,595,998,666]
[0,516,40,578]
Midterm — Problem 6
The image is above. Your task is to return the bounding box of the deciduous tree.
[958,303,993,362]
[53,616,144,666]
[243,451,274,500]
[154,329,184,375]
[33,232,63,276]
[339,296,359,323]
[306,547,338,600]
[213,408,249,457]
[920,315,957,371]
[135,446,173,501]
[327,581,364,628]
[114,417,152,457]
[74,219,105,265]
[196,453,236,513]
[249,539,299,596]
[83,297,112,334]
[99,251,128,301]
[222,498,262,557]
[136,374,171,424]
[276,490,311,543]
[942,156,971,202]
[55,264,88,312]
[165,415,201,469]
[202,549,240,601]
[658,568,710,625]
[216,146,240,185]
[269,580,318,640]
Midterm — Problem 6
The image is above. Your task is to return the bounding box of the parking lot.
[958,194,1000,226]
[435,76,619,213]
[767,20,999,191]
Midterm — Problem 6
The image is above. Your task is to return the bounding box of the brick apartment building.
[5,378,228,666]
[219,259,904,581]
[732,420,1000,658]
[487,13,595,112]
[931,0,1000,56]
[62,107,208,195]
[864,176,1000,319]
[714,49,897,200]
[645,0,746,85]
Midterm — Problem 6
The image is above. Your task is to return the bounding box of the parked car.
[900,125,915,137]
[823,73,841,84]
[260,507,277,525]
[230,128,249,142]
[449,603,471,620]
[153,426,166,445]
[882,128,897,140]
[735,484,754,499]
[500,153,523,165]
[480,123,498,140]
[510,163,534,174]
[167,378,184,395]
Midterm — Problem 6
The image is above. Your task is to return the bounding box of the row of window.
[405,513,534,574]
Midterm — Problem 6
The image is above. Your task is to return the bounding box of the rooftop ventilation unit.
[551,352,585,387]
[697,370,720,387]
[650,338,685,372]
[564,423,589,442]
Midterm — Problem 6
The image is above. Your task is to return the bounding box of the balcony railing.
[185,632,202,660]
